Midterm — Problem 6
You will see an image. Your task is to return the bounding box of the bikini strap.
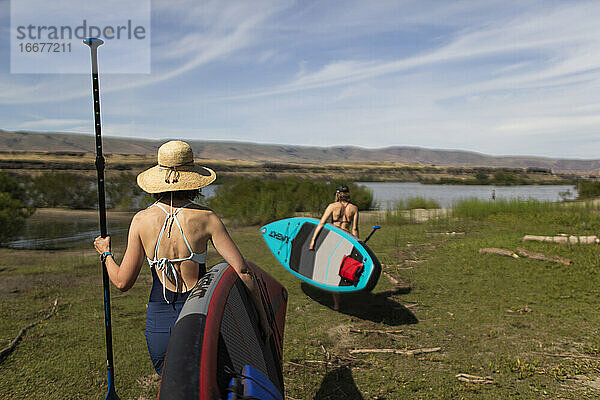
[148,201,196,303]
[333,201,349,223]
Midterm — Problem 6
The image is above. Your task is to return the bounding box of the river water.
[5,182,577,249]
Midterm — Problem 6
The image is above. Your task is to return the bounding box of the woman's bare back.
[331,201,357,232]
[134,202,214,291]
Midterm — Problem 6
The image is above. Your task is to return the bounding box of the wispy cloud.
[224,2,600,101]
[1,1,600,157]
[0,0,286,104]
[17,118,89,130]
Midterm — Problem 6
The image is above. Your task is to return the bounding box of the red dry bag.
[338,255,364,286]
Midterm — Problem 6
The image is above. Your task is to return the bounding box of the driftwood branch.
[456,373,494,384]
[350,347,441,355]
[382,271,400,285]
[516,248,572,265]
[0,299,58,360]
[349,329,407,338]
[479,248,519,258]
[522,234,599,244]
[349,328,404,334]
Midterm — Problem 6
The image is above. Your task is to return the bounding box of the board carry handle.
[363,225,381,244]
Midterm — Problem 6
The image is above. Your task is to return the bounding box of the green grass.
[1,205,600,399]
[452,198,560,220]
[399,196,441,210]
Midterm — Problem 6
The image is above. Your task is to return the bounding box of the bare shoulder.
[199,207,221,223]
[130,208,148,226]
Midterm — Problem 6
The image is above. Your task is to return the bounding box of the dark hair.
[152,189,200,201]
[336,191,351,202]
[335,184,349,193]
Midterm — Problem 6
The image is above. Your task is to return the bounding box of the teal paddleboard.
[260,217,381,292]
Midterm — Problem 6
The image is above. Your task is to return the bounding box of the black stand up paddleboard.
[158,260,287,400]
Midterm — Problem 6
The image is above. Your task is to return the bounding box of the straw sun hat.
[137,140,216,194]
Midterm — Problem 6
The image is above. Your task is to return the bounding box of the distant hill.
[1,129,599,173]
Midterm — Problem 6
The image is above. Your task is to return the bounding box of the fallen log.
[479,248,519,258]
[522,235,599,244]
[0,299,58,360]
[350,347,441,355]
[516,248,572,265]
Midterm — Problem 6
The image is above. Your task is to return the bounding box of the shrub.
[0,172,35,243]
[475,172,489,183]
[105,173,150,210]
[576,180,600,199]
[208,177,374,225]
[492,172,528,185]
[30,172,96,209]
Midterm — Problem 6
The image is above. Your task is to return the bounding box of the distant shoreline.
[0,151,577,185]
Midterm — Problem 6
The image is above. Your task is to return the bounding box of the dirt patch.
[327,323,355,351]
[131,373,161,400]
[137,373,161,389]
[0,273,98,298]
[583,376,600,392]
[31,208,134,224]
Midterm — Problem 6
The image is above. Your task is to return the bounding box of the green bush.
[576,179,600,199]
[491,172,528,185]
[106,173,150,210]
[474,172,489,183]
[0,172,35,243]
[27,172,151,210]
[30,172,96,209]
[208,177,374,225]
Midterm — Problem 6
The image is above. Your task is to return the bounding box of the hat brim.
[137,164,216,194]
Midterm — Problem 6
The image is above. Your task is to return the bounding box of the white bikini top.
[147,201,207,303]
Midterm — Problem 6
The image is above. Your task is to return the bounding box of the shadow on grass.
[314,366,364,400]
[301,283,418,325]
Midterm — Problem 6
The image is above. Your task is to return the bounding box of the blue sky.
[1,0,600,158]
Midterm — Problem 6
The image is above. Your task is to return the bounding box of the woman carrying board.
[92,140,270,375]
[309,184,360,310]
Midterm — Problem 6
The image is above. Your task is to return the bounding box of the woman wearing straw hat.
[308,184,359,310]
[93,140,270,375]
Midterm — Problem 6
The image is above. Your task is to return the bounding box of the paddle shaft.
[84,38,119,400]
[363,226,380,244]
